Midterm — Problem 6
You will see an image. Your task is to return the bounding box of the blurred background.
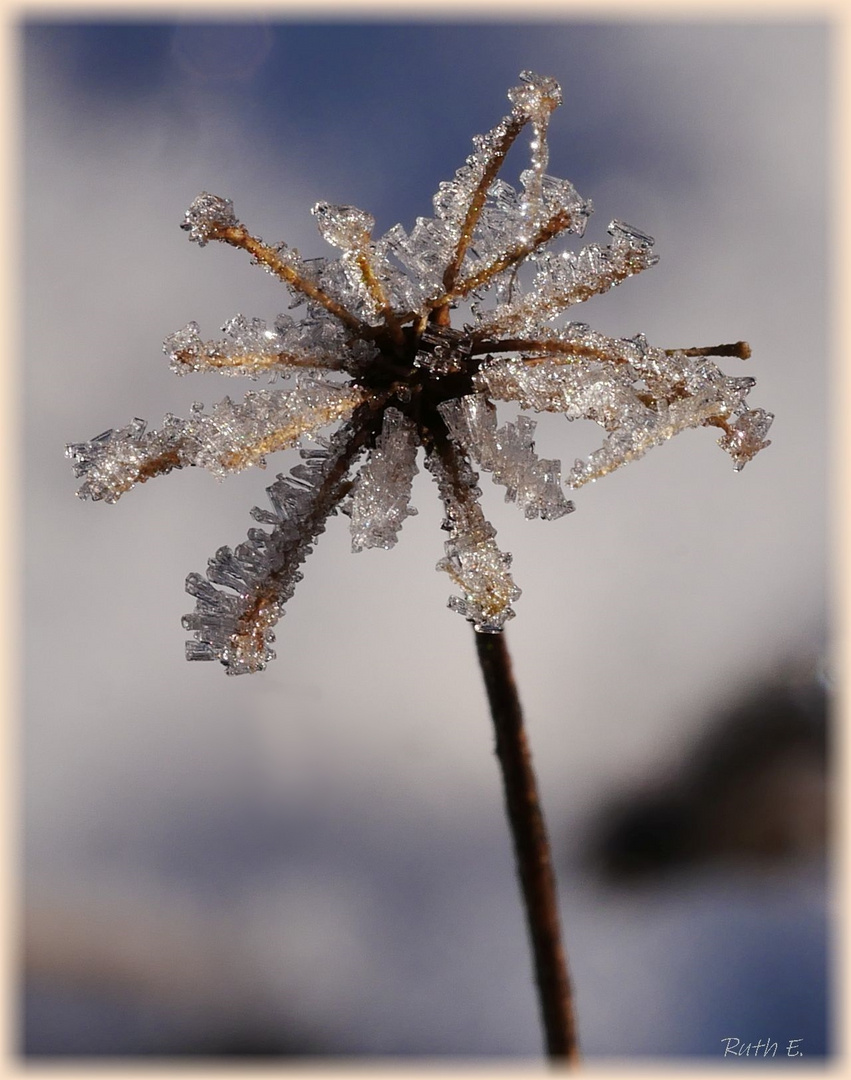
[21,19,830,1059]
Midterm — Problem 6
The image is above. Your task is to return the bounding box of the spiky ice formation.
[67,379,366,500]
[425,443,521,634]
[345,408,419,551]
[438,395,573,521]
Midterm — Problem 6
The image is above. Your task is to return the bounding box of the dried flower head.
[67,71,772,675]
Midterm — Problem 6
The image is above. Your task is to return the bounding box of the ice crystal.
[68,72,772,673]
[344,408,419,552]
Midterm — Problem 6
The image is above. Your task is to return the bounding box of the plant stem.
[474,630,580,1065]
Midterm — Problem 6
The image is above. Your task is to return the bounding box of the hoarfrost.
[69,71,770,672]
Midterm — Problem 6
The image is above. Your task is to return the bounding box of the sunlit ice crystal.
[508,70,563,121]
[535,174,592,237]
[312,202,375,250]
[394,215,455,295]
[474,180,523,255]
[68,70,770,672]
[345,408,419,551]
[66,415,187,503]
[607,219,656,251]
[163,321,204,372]
[414,324,472,375]
[439,396,573,521]
[425,445,520,634]
[181,192,237,246]
[718,407,774,470]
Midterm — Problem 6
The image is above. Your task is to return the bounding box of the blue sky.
[24,20,736,229]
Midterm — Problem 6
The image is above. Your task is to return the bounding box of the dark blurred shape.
[21,889,346,1057]
[23,979,334,1057]
[586,670,828,884]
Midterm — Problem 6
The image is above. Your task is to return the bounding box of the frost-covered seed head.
[68,72,771,674]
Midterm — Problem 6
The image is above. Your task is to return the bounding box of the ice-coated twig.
[425,431,520,633]
[434,207,575,310]
[473,220,659,338]
[183,414,373,674]
[164,317,346,377]
[439,395,573,521]
[432,72,564,302]
[67,417,187,503]
[312,202,407,351]
[183,194,370,336]
[344,408,419,551]
[437,110,527,299]
[66,381,367,501]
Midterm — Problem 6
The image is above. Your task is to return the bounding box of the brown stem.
[474,630,580,1065]
[441,115,526,296]
[214,224,369,334]
[472,337,753,369]
[432,209,573,310]
[665,341,752,360]
[353,251,407,352]
[170,347,344,373]
[470,337,621,363]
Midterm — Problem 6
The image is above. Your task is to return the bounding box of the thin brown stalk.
[213,223,369,334]
[170,348,344,373]
[472,338,752,368]
[473,251,654,338]
[665,341,752,360]
[474,630,580,1065]
[353,252,407,351]
[441,115,526,297]
[470,337,618,362]
[434,210,573,308]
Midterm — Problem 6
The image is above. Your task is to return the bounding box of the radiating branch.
[170,346,345,375]
[470,336,622,363]
[353,251,407,351]
[665,341,752,360]
[434,210,573,309]
[424,427,519,633]
[441,115,527,297]
[212,223,369,334]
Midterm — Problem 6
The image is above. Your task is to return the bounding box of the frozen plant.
[67,72,772,1062]
[67,72,771,678]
